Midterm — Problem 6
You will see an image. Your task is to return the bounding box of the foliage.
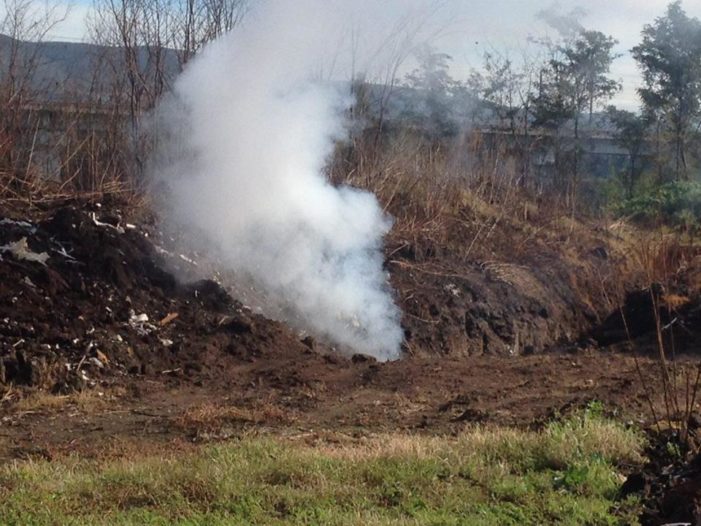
[618,180,701,228]
[606,106,651,197]
[531,27,620,196]
[402,44,459,138]
[632,1,701,181]
[533,30,619,130]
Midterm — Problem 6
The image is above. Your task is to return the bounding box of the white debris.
[91,212,125,234]
[0,218,36,233]
[179,253,198,266]
[89,357,105,369]
[128,310,157,336]
[159,338,174,347]
[444,283,461,297]
[0,237,49,265]
[52,244,78,261]
[130,313,149,324]
[22,277,37,289]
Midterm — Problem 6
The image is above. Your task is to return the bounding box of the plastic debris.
[0,218,36,233]
[128,310,157,336]
[91,212,125,234]
[130,313,149,324]
[0,237,49,265]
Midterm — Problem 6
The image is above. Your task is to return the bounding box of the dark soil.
[622,427,701,526]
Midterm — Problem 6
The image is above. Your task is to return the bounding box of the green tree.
[632,1,701,181]
[606,106,650,197]
[403,44,458,138]
[533,29,620,196]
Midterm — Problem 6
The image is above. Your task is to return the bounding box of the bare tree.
[0,0,67,180]
[87,0,247,174]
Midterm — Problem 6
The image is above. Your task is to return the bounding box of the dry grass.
[10,387,125,414]
[175,402,291,435]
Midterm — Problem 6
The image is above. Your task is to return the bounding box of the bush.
[618,181,701,229]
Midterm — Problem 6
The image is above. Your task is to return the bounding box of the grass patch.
[0,406,645,525]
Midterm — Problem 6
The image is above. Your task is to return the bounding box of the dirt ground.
[0,350,687,462]
[2,198,701,523]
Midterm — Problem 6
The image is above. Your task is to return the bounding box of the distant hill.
[0,34,180,101]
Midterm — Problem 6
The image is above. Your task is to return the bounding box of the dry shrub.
[0,102,143,211]
[329,129,543,262]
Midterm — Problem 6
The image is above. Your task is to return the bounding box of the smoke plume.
[150,0,413,360]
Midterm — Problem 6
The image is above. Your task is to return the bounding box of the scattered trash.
[0,218,36,233]
[154,245,173,256]
[444,283,460,297]
[0,237,49,265]
[95,350,110,365]
[91,212,125,234]
[179,254,198,266]
[89,357,105,369]
[128,310,157,336]
[159,312,179,326]
[52,243,78,262]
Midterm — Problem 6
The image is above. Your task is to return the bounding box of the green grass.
[0,405,645,525]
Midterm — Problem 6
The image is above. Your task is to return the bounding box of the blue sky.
[46,0,701,111]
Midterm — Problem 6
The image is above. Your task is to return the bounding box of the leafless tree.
[0,0,67,184]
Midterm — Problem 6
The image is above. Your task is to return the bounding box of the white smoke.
[149,0,432,360]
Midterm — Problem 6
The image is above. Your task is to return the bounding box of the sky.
[45,0,701,111]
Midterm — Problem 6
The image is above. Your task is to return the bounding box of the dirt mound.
[0,200,665,389]
[0,198,631,396]
[389,231,620,357]
[591,280,701,355]
[0,203,321,393]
